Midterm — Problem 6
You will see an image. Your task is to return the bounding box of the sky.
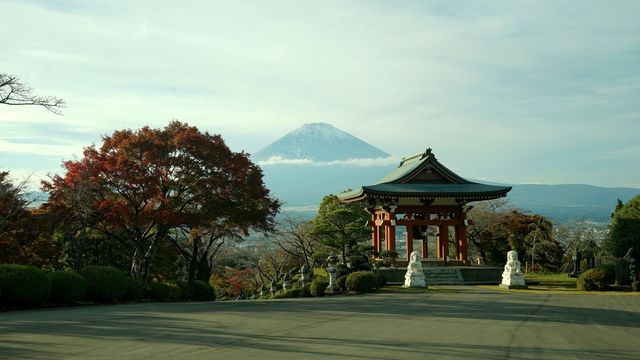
[1,0,639,189]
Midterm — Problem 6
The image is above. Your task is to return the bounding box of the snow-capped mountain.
[252,122,390,163]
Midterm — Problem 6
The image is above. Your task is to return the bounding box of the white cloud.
[0,139,84,157]
[257,156,313,166]
[257,156,397,167]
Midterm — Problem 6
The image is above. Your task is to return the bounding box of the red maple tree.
[44,121,280,284]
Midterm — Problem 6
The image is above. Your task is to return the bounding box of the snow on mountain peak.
[253,123,390,163]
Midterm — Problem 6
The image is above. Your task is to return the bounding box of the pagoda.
[338,148,511,265]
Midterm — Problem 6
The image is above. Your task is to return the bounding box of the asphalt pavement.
[1,286,639,359]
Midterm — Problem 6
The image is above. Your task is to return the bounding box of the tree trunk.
[187,238,200,289]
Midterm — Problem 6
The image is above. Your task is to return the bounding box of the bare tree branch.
[0,73,65,114]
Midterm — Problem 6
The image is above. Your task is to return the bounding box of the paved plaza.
[1,287,639,359]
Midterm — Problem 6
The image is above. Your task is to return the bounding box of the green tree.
[606,195,640,261]
[0,173,61,268]
[311,194,370,264]
[468,201,562,271]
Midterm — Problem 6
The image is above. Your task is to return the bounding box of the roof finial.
[420,148,434,160]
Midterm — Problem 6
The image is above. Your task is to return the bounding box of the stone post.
[299,265,310,297]
[282,273,292,291]
[270,281,279,294]
[325,253,340,295]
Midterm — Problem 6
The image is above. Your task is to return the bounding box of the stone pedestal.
[299,265,311,297]
[325,253,340,295]
[270,281,279,294]
[500,250,527,289]
[282,273,292,291]
[403,251,426,288]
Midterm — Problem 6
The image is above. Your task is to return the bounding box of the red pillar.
[406,225,413,260]
[386,215,396,253]
[458,224,468,264]
[439,225,449,263]
[436,225,442,258]
[371,214,376,248]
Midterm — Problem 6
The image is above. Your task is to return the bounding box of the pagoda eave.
[338,185,511,204]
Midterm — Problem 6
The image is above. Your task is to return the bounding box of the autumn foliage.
[42,121,280,284]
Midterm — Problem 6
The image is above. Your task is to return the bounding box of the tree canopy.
[43,121,280,283]
[606,195,640,261]
[468,201,562,271]
[311,194,370,263]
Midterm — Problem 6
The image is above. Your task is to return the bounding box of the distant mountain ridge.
[506,184,639,222]
[252,122,390,162]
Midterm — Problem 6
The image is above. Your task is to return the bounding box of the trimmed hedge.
[122,277,144,301]
[175,280,190,299]
[146,281,182,301]
[337,275,348,291]
[345,271,377,293]
[48,271,88,304]
[594,263,615,284]
[310,279,329,297]
[577,268,610,291]
[192,280,215,301]
[83,266,129,302]
[0,264,51,307]
[375,272,387,288]
[272,288,301,299]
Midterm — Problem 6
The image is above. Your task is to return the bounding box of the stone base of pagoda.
[377,266,502,285]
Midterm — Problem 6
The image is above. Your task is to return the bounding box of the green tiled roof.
[338,148,511,202]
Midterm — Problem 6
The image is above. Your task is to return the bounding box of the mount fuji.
[253,122,390,163]
[251,123,395,213]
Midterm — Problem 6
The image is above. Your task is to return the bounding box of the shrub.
[313,267,329,279]
[594,263,615,284]
[337,275,348,291]
[632,281,640,292]
[83,266,128,302]
[47,271,88,304]
[374,259,391,268]
[348,254,372,271]
[146,281,181,301]
[272,288,301,299]
[310,278,329,297]
[336,264,350,279]
[345,271,378,293]
[192,280,215,301]
[122,277,144,301]
[577,268,610,291]
[0,264,51,307]
[375,272,387,288]
[175,280,190,299]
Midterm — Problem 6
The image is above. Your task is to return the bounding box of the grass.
[525,272,578,290]
[476,272,640,296]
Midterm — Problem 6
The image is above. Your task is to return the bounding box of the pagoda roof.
[338,148,511,203]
